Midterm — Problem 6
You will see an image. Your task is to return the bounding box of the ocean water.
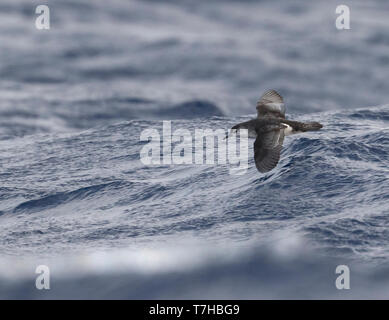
[0,0,388,299]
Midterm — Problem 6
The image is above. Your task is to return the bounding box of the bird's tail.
[300,121,323,131]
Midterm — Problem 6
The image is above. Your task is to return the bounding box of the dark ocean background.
[0,0,388,299]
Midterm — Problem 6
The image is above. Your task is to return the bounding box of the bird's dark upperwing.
[256,89,286,119]
[254,125,285,173]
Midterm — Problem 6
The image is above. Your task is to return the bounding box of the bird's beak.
[224,129,237,140]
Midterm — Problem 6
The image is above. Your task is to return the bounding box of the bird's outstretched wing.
[254,125,285,173]
[256,90,285,119]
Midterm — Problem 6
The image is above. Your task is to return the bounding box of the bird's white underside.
[282,123,293,136]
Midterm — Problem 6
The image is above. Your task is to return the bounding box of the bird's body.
[230,90,323,173]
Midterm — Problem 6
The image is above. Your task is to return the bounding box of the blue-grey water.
[0,0,388,299]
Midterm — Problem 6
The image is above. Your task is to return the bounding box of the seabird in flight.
[229,89,323,173]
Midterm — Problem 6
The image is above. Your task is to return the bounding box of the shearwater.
[229,89,323,173]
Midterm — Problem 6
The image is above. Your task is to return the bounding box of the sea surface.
[0,0,388,299]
